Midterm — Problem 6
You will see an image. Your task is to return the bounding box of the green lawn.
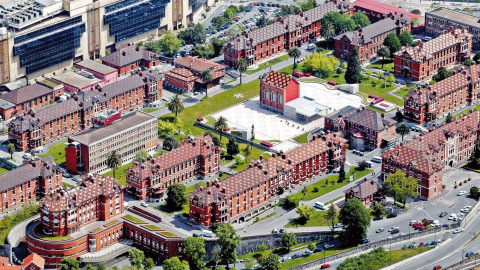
[158,231,179,237]
[396,87,411,98]
[368,58,395,73]
[122,214,146,224]
[0,204,39,244]
[41,140,66,166]
[230,146,272,172]
[33,225,72,241]
[245,55,290,75]
[452,103,480,119]
[294,132,309,143]
[62,182,74,189]
[240,242,315,260]
[280,245,353,269]
[143,224,163,231]
[286,210,330,227]
[0,168,8,175]
[287,167,373,203]
[159,79,261,137]
[102,162,133,186]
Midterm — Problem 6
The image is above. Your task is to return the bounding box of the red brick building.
[344,178,383,206]
[126,136,221,201]
[224,0,352,67]
[189,132,347,226]
[259,71,300,113]
[0,80,64,120]
[394,28,472,81]
[26,174,184,269]
[8,73,161,151]
[403,64,480,124]
[426,8,480,50]
[1,253,45,270]
[334,14,411,63]
[164,56,225,92]
[324,107,396,151]
[0,157,62,214]
[382,110,480,199]
[66,111,158,174]
[353,0,421,23]
[101,45,159,76]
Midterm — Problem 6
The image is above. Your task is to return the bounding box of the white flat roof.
[285,97,329,117]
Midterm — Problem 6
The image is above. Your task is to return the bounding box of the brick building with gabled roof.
[353,0,421,23]
[382,110,480,199]
[403,64,480,124]
[334,14,412,63]
[394,28,472,81]
[224,0,352,67]
[0,253,45,270]
[125,135,220,200]
[259,70,300,113]
[189,132,346,226]
[344,178,384,206]
[101,44,159,75]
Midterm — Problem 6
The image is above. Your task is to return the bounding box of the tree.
[106,150,122,180]
[8,143,14,159]
[383,171,418,206]
[470,186,479,197]
[258,254,281,270]
[338,198,371,244]
[464,59,474,66]
[214,116,228,144]
[227,24,245,37]
[243,145,251,163]
[158,30,182,56]
[128,248,145,269]
[144,258,155,270]
[321,23,335,49]
[301,186,308,199]
[387,74,395,86]
[184,237,206,270]
[383,33,401,57]
[395,109,404,122]
[372,203,386,217]
[321,11,355,35]
[158,120,178,138]
[166,184,188,211]
[288,47,302,71]
[87,264,95,270]
[212,16,226,28]
[338,163,346,182]
[281,232,297,251]
[377,46,390,70]
[325,203,338,236]
[296,205,315,221]
[235,58,248,85]
[300,0,316,11]
[469,140,480,169]
[258,243,268,252]
[396,122,410,142]
[200,69,214,97]
[433,67,452,82]
[250,124,255,149]
[59,258,80,270]
[364,69,373,79]
[411,9,421,15]
[398,31,414,46]
[192,44,214,59]
[411,17,419,28]
[351,12,371,27]
[167,94,184,118]
[214,223,241,266]
[204,131,221,146]
[178,23,206,45]
[135,149,149,162]
[163,257,189,270]
[163,134,179,151]
[308,242,316,251]
[345,50,362,84]
[473,51,480,64]
[97,263,106,270]
[226,136,240,156]
[211,37,226,57]
[304,51,339,77]
[446,112,453,123]
[244,258,256,270]
[256,16,270,28]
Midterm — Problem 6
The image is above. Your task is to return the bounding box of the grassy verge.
[0,204,39,244]
[253,212,278,224]
[62,182,74,189]
[41,140,66,166]
[294,132,309,143]
[452,103,480,119]
[286,210,330,227]
[0,168,8,175]
[367,58,394,73]
[245,55,290,75]
[280,245,353,269]
[396,87,411,98]
[33,225,71,241]
[240,242,315,260]
[142,108,159,113]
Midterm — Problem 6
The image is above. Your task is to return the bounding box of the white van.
[307,43,316,50]
[371,156,382,163]
[314,202,326,210]
[202,230,214,237]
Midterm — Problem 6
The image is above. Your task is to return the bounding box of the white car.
[461,208,470,213]
[458,191,467,196]
[140,202,149,207]
[371,156,382,163]
[448,214,457,220]
[453,228,464,234]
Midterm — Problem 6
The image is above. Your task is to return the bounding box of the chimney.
[122,51,126,57]
[259,155,263,160]
[136,46,140,51]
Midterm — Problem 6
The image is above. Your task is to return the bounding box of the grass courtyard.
[41,140,66,166]
[367,58,395,73]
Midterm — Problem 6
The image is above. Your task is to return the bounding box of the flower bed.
[157,231,179,238]
[90,227,102,233]
[122,215,146,224]
[142,224,164,231]
[104,219,119,227]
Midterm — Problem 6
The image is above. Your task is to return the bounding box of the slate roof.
[40,174,123,212]
[345,178,382,200]
[334,15,411,46]
[325,105,358,120]
[76,59,117,75]
[346,108,396,131]
[101,45,156,67]
[260,70,294,90]
[0,158,58,193]
[395,28,472,62]
[70,111,156,145]
[427,7,480,29]
[354,0,422,20]
[382,110,480,174]
[404,64,480,105]
[1,83,55,105]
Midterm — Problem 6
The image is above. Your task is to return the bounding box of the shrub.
[313,187,320,192]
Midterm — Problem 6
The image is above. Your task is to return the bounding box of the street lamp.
[390,238,392,265]
[462,249,465,265]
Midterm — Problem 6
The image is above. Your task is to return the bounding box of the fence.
[290,224,460,270]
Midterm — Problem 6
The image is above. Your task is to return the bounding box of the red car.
[433,266,442,270]
[419,226,427,231]
[321,264,331,269]
[292,71,305,78]
[304,72,312,77]
[419,242,424,246]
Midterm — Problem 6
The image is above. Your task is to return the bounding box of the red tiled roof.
[174,56,225,80]
[354,0,421,20]
[261,70,294,90]
[346,108,396,131]
[165,68,198,82]
[22,253,45,269]
[395,28,472,62]
[345,179,382,200]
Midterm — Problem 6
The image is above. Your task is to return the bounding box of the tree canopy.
[351,12,371,27]
[163,257,189,270]
[303,51,340,77]
[178,23,206,45]
[158,30,182,56]
[345,50,362,84]
[383,33,401,57]
[321,11,356,35]
[281,232,297,250]
[184,237,206,270]
[166,184,188,211]
[398,31,413,46]
[339,198,371,244]
[383,170,418,206]
[214,223,242,266]
[258,254,281,270]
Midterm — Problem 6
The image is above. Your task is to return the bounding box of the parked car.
[281,256,291,262]
[376,228,385,233]
[458,190,467,196]
[410,220,419,226]
[192,233,200,237]
[419,226,427,231]
[333,223,343,228]
[292,71,305,78]
[279,229,285,233]
[291,254,301,259]
[72,175,81,182]
[324,244,334,249]
[140,202,149,207]
[373,216,384,221]
[387,213,398,218]
[302,250,313,256]
[314,247,323,253]
[361,239,370,244]
[320,264,331,269]
[371,156,382,163]
[453,228,464,234]
[433,266,442,270]
[466,251,475,258]
[62,172,71,178]
[272,229,278,234]
[439,212,448,218]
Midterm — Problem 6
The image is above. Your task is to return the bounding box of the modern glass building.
[13,16,85,74]
[104,0,167,43]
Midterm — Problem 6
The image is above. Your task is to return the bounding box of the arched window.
[272,92,277,103]
[265,90,270,101]
[278,94,283,104]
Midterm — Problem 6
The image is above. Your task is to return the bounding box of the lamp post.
[462,249,465,265]
[390,237,392,265]
[409,218,411,239]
